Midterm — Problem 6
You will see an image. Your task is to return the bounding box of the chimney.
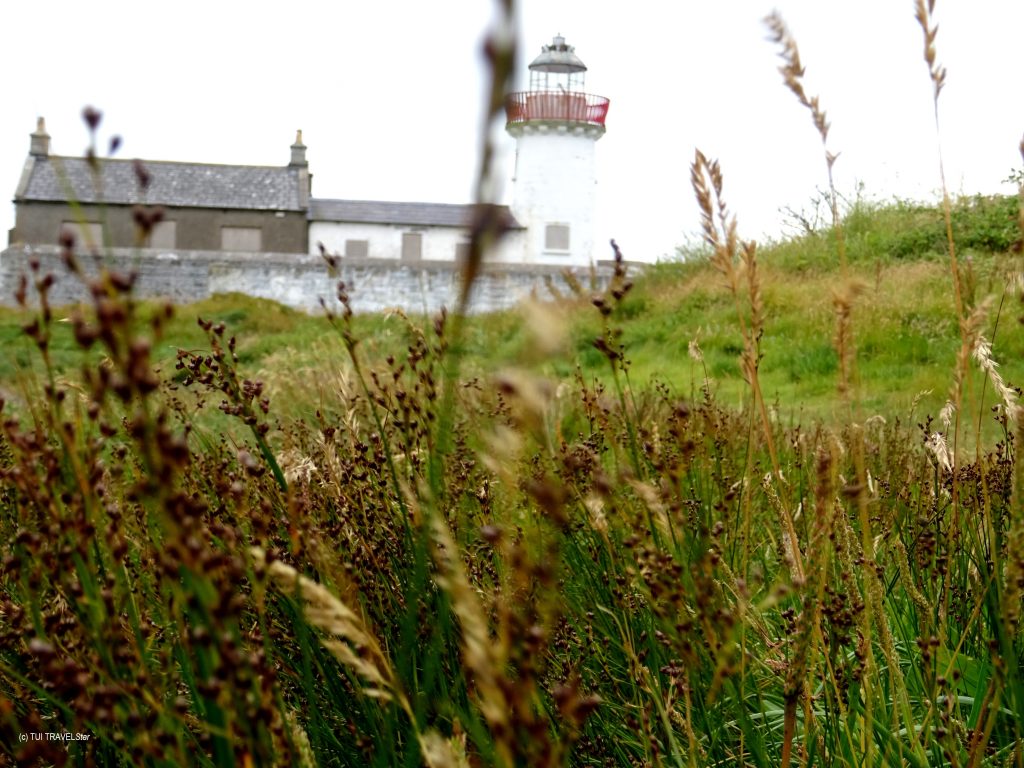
[30,117,50,157]
[289,129,311,209]
[289,129,307,167]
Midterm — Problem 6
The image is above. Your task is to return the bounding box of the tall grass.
[2,1,1024,766]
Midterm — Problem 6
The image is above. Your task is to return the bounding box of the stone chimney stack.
[30,117,50,157]
[290,130,311,209]
[289,130,307,167]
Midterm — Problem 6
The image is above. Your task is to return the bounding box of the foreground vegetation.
[1,195,1023,765]
[2,2,1024,766]
[3,193,1021,431]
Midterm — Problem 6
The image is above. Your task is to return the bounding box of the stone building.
[308,199,523,262]
[2,35,624,313]
[9,34,609,270]
[9,119,311,254]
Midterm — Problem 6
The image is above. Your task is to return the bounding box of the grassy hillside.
[3,195,1019,433]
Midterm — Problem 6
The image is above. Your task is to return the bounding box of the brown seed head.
[82,106,102,131]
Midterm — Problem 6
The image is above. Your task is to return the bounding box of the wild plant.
[3,1,1024,766]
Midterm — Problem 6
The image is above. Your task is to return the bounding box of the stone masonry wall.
[0,245,634,314]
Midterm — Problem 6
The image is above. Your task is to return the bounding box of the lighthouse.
[505,35,609,266]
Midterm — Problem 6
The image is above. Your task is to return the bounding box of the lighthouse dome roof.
[528,35,587,74]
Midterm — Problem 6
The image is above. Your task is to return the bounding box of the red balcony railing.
[505,91,610,128]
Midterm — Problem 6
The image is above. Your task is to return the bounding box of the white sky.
[2,1,1022,263]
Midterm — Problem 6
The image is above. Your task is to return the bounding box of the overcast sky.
[3,1,1022,263]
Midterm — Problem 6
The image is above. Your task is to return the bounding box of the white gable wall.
[310,222,461,261]
[309,221,526,263]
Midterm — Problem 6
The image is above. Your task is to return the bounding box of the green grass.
[2,194,1023,767]
[3,201,1021,437]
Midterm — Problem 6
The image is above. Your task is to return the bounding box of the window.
[545,224,570,251]
[345,239,369,258]
[401,232,423,261]
[221,226,262,252]
[61,221,103,249]
[149,220,176,249]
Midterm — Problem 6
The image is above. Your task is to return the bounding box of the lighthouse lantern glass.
[529,68,585,93]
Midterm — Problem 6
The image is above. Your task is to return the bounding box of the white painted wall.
[310,221,458,261]
[508,124,602,266]
[309,221,526,263]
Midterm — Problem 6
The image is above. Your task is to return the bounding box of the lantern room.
[505,35,609,130]
[528,34,587,92]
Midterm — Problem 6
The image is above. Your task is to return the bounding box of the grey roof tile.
[309,198,523,229]
[18,156,305,211]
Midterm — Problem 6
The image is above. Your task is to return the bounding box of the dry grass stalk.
[939,400,956,430]
[943,297,993,458]
[428,513,510,741]
[828,500,860,601]
[1004,418,1024,635]
[764,11,845,275]
[1018,137,1024,243]
[460,0,516,311]
[691,150,741,297]
[283,708,316,768]
[825,493,884,757]
[765,8,872,430]
[1014,142,1024,630]
[832,282,864,399]
[629,478,670,537]
[256,547,470,766]
[914,0,965,333]
[690,152,756,408]
[420,728,471,768]
[742,241,764,352]
[972,335,1019,422]
[252,547,406,706]
[926,431,953,472]
[690,157,764,436]
[914,0,947,102]
[692,150,804,583]
[520,298,568,359]
[688,338,712,395]
[863,550,923,756]
[763,12,830,149]
[780,445,835,768]
[761,474,801,583]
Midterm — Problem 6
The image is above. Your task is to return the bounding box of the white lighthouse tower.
[505,35,609,266]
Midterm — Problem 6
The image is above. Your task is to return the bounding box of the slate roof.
[17,156,306,212]
[309,199,523,229]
